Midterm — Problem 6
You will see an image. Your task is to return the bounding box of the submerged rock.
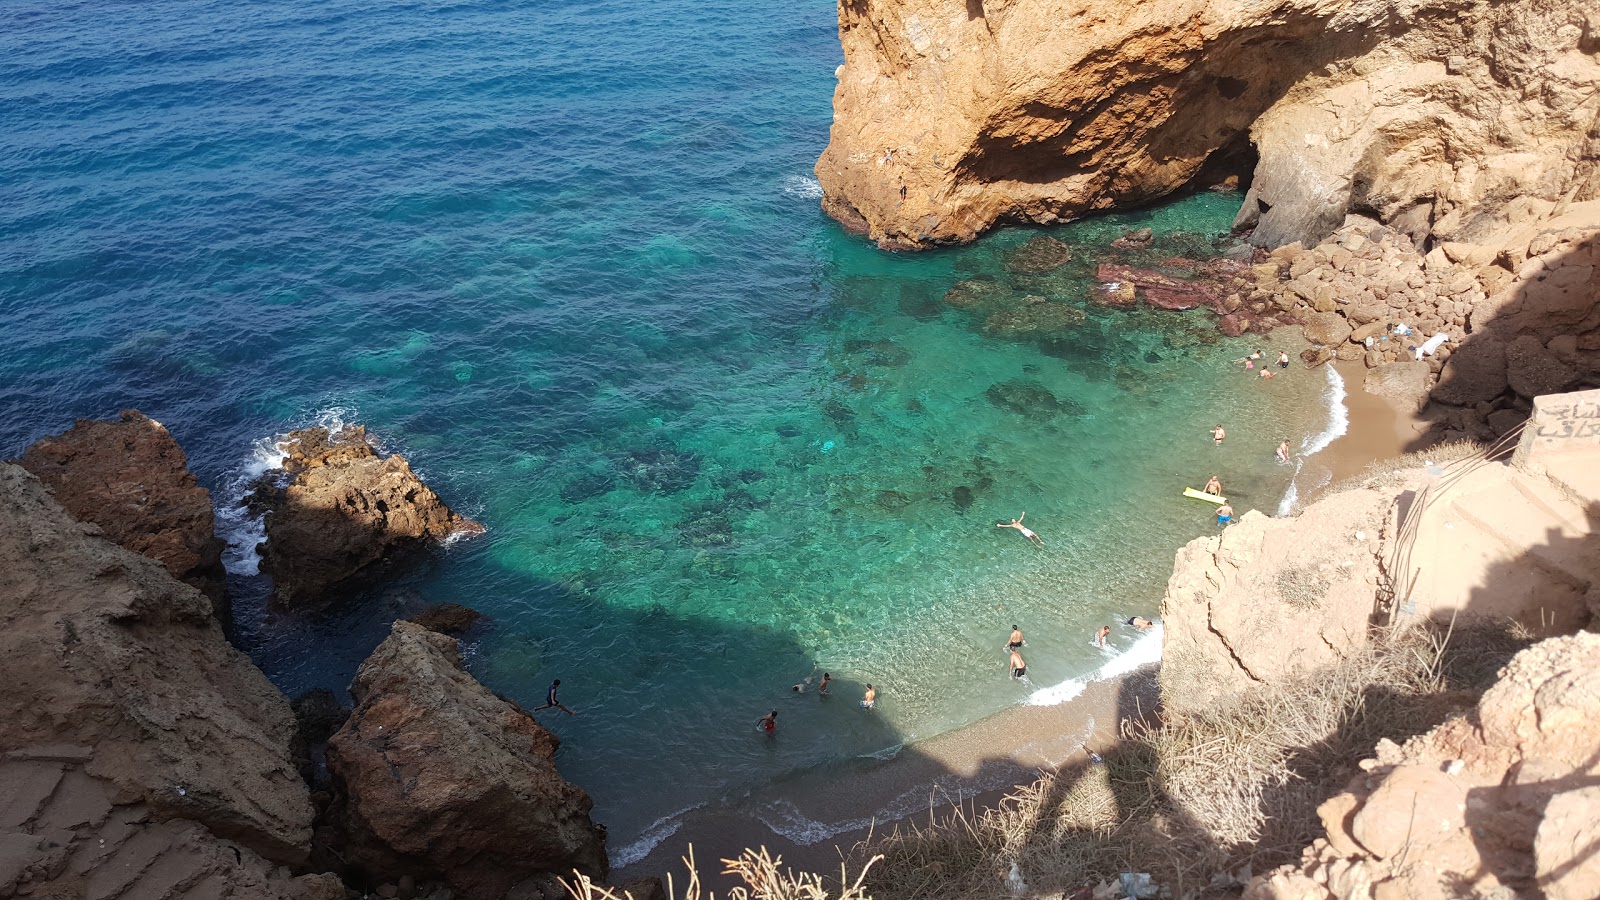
[408,602,486,636]
[326,622,608,899]
[616,446,702,494]
[952,485,975,512]
[984,380,1083,419]
[1003,235,1075,273]
[260,426,483,607]
[14,409,227,607]
[843,338,913,367]
[943,277,1006,309]
[1111,227,1155,249]
[560,472,617,504]
[983,303,1088,339]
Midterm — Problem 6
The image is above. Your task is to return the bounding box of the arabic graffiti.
[1534,399,1600,441]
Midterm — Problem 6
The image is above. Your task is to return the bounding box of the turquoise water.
[0,0,1333,857]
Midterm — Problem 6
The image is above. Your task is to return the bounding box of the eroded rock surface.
[817,0,1598,252]
[326,621,607,900]
[0,463,314,866]
[259,426,482,607]
[1248,632,1600,900]
[15,410,226,605]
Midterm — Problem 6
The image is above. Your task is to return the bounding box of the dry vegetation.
[564,848,880,900]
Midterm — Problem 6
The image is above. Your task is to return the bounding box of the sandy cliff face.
[817,0,1599,251]
[0,463,314,864]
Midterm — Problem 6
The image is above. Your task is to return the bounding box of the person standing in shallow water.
[533,679,575,716]
[1008,625,1025,649]
[1216,500,1234,526]
[1009,648,1027,679]
[1094,625,1111,648]
[1279,351,1291,369]
[1211,424,1226,445]
[861,684,877,709]
[997,512,1044,548]
[1277,440,1291,464]
[756,709,778,735]
[1204,475,1222,496]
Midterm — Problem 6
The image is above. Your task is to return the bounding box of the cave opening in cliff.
[1189,129,1259,199]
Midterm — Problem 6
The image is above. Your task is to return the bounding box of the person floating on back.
[1216,500,1234,526]
[533,679,576,716]
[861,684,877,709]
[1203,475,1222,496]
[1094,625,1111,648]
[1211,424,1226,445]
[998,512,1044,548]
[1009,648,1027,679]
[756,709,778,735]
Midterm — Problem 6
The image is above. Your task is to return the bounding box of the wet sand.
[614,358,1423,893]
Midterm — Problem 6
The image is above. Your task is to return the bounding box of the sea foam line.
[781,174,823,200]
[1025,624,1164,707]
[1276,364,1348,517]
[610,803,704,869]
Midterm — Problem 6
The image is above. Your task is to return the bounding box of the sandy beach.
[613,355,1430,892]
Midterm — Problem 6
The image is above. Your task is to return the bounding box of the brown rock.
[408,603,486,636]
[1346,304,1386,326]
[0,464,313,863]
[1363,362,1431,413]
[327,622,607,899]
[1349,321,1386,344]
[14,410,226,607]
[1001,235,1074,273]
[1431,335,1509,405]
[1505,334,1579,399]
[1537,787,1600,900]
[1110,227,1154,249]
[261,426,483,606]
[1302,311,1353,346]
[1486,408,1527,438]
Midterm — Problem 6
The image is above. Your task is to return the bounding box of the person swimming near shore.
[533,679,576,716]
[1259,368,1275,379]
[818,672,831,697]
[1276,440,1291,464]
[861,684,877,709]
[1008,625,1025,649]
[1128,616,1155,631]
[1203,475,1222,495]
[1216,500,1234,526]
[997,513,1044,548]
[1009,648,1027,678]
[1094,625,1111,648]
[756,709,778,735]
[791,672,814,693]
[1211,424,1226,445]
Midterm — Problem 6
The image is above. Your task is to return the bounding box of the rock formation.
[1247,631,1600,900]
[816,0,1599,252]
[14,410,227,606]
[326,621,608,899]
[258,425,482,607]
[0,462,329,896]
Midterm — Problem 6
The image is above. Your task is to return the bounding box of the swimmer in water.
[1008,625,1025,649]
[1211,424,1226,445]
[1216,500,1234,526]
[756,709,778,735]
[1128,616,1155,631]
[861,684,877,709]
[818,672,831,697]
[1278,351,1290,369]
[997,512,1044,548]
[1095,625,1111,648]
[1009,648,1027,679]
[1276,440,1291,464]
[1259,368,1275,379]
[1204,475,1222,496]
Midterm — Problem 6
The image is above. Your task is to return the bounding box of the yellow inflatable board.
[1183,487,1226,504]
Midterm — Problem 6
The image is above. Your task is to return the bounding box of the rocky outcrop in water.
[816,0,1598,252]
[0,461,322,896]
[1248,631,1600,900]
[325,621,608,900]
[259,426,483,607]
[14,410,227,606]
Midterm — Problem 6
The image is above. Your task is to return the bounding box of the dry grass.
[1275,566,1330,611]
[1326,439,1484,494]
[563,847,881,900]
[853,620,1530,900]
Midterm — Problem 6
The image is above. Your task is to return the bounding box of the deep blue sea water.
[0,0,1341,859]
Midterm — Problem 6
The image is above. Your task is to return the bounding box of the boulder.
[1110,227,1154,249]
[0,463,313,864]
[408,603,486,636]
[1362,362,1431,413]
[260,426,483,607]
[327,622,608,899]
[1301,311,1352,346]
[1002,235,1074,273]
[14,410,226,606]
[1431,335,1509,406]
[1505,334,1579,399]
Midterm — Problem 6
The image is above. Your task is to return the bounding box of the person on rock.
[756,709,778,735]
[997,512,1044,548]
[534,679,576,716]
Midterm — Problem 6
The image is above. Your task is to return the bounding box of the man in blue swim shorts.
[1216,500,1233,526]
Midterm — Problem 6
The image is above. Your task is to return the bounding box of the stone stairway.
[0,748,336,900]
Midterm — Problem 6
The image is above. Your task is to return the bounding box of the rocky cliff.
[326,621,608,899]
[817,0,1599,252]
[14,410,227,606]
[0,462,335,899]
[1248,631,1600,900]
[257,425,483,607]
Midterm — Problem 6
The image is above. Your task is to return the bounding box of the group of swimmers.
[1204,426,1297,526]
[758,675,875,735]
[1239,349,1291,379]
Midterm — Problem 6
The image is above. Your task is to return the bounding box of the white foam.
[754,766,1028,846]
[1025,625,1163,707]
[781,174,823,200]
[214,407,357,576]
[610,804,701,869]
[1276,364,1348,516]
